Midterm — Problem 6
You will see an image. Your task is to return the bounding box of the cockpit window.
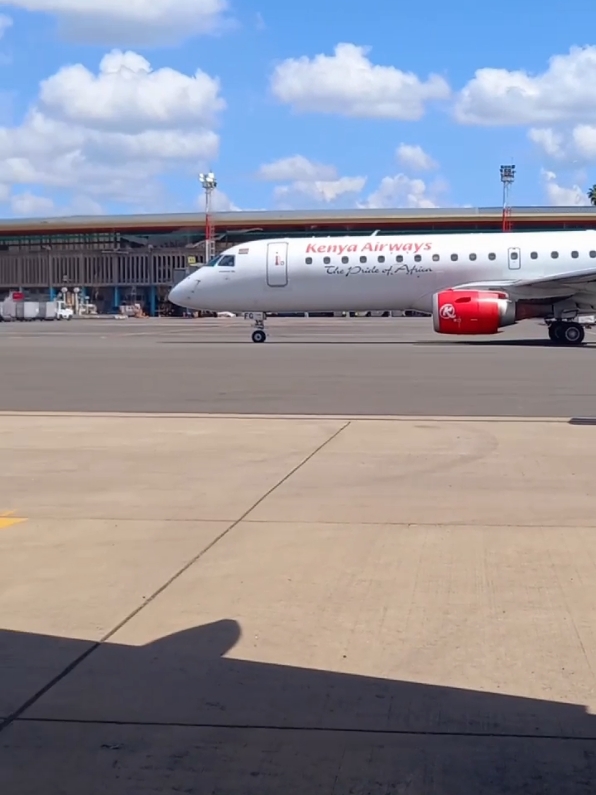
[205,255,221,267]
[218,255,235,267]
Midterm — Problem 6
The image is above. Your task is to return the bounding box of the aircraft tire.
[252,329,266,343]
[561,322,584,345]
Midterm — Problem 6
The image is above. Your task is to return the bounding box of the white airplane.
[168,229,596,345]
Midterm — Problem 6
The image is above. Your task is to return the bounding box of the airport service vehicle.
[168,229,596,344]
[0,297,73,321]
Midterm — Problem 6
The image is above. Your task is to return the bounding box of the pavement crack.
[11,717,596,742]
[0,420,350,735]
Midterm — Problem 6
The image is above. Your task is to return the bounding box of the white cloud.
[528,127,566,159]
[258,155,336,182]
[0,13,12,37]
[542,170,589,206]
[275,176,366,205]
[0,50,224,209]
[9,191,104,217]
[198,187,240,212]
[360,174,447,209]
[455,46,596,126]
[39,50,224,130]
[569,125,596,161]
[396,143,437,171]
[270,43,450,119]
[10,191,56,215]
[258,154,365,206]
[3,0,228,45]
[530,123,596,165]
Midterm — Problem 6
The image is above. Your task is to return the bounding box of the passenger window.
[488,253,496,260]
[469,253,476,260]
[396,255,403,262]
[590,251,596,258]
[341,256,349,263]
[305,257,312,264]
[218,255,235,267]
[450,254,458,261]
[551,251,558,258]
[378,255,385,263]
[414,254,421,262]
[571,251,579,258]
[323,256,330,264]
[360,256,367,263]
[530,252,537,259]
[432,254,440,262]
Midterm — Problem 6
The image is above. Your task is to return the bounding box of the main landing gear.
[244,312,267,343]
[547,320,585,345]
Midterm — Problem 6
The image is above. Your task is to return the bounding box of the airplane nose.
[168,280,192,307]
[167,283,182,306]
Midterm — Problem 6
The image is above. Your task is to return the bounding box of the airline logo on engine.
[439,303,457,320]
[306,240,432,255]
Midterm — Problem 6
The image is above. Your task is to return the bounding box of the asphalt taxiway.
[1,316,596,794]
[1,315,595,416]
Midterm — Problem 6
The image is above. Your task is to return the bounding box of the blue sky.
[0,0,595,216]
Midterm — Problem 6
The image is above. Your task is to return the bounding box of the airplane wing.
[453,267,596,299]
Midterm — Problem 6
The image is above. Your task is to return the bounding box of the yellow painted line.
[0,511,26,529]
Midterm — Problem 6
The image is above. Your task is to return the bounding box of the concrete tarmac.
[2,316,596,793]
[1,412,596,794]
[1,315,596,416]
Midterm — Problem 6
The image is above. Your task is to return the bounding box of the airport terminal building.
[0,206,595,315]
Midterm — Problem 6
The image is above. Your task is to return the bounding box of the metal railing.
[0,248,208,288]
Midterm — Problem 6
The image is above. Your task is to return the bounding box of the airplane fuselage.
[169,229,596,314]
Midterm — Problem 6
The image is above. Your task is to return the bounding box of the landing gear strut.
[244,312,267,343]
[547,320,585,345]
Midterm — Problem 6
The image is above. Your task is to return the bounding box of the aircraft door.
[507,247,521,270]
[266,242,288,287]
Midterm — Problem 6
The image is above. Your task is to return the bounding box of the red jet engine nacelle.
[432,290,517,335]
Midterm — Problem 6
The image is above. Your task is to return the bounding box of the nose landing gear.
[547,320,585,345]
[244,312,267,343]
[252,328,266,343]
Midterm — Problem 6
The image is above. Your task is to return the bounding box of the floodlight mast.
[199,171,217,262]
[500,164,515,232]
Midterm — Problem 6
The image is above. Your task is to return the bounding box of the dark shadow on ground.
[158,339,596,347]
[0,620,595,793]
